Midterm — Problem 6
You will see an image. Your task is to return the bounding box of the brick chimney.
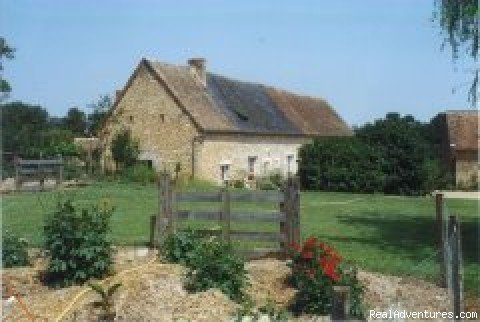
[188,58,206,86]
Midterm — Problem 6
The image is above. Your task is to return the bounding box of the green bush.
[232,179,246,189]
[256,171,285,191]
[121,163,157,184]
[111,129,139,169]
[185,237,248,302]
[299,137,384,193]
[44,199,114,287]
[2,231,29,268]
[161,229,201,266]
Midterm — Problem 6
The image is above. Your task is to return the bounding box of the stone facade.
[100,58,352,182]
[196,135,311,183]
[100,64,199,174]
[455,150,479,187]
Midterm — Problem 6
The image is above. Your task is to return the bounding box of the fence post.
[448,215,463,321]
[332,285,350,321]
[220,187,231,242]
[156,172,172,247]
[149,215,157,248]
[15,159,20,191]
[279,193,289,256]
[290,176,301,245]
[435,193,446,287]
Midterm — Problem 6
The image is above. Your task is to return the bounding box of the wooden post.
[169,179,177,233]
[279,198,288,257]
[15,159,20,191]
[149,215,157,248]
[221,187,231,242]
[156,172,170,247]
[332,286,350,321]
[436,193,446,287]
[448,215,463,321]
[290,176,301,245]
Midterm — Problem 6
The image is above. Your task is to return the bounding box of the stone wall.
[100,63,199,174]
[455,150,479,187]
[196,134,311,183]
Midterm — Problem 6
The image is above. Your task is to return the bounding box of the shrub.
[2,231,29,268]
[161,229,201,266]
[111,129,139,169]
[234,298,289,322]
[44,199,114,287]
[185,237,248,302]
[88,282,122,322]
[232,179,246,189]
[288,237,364,318]
[299,137,384,193]
[256,171,284,191]
[121,163,157,184]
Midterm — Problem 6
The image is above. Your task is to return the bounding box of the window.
[287,154,294,174]
[248,156,257,174]
[129,115,134,123]
[160,114,165,123]
[220,164,230,182]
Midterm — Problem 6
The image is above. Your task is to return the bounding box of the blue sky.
[1,0,473,126]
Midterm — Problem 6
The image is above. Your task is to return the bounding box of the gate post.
[220,187,231,242]
[155,172,172,247]
[435,193,446,287]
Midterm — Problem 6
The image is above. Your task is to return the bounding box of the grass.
[2,181,479,295]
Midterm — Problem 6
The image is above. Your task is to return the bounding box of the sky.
[1,0,474,126]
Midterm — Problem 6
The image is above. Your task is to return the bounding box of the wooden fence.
[14,158,64,190]
[150,173,301,258]
[436,193,464,320]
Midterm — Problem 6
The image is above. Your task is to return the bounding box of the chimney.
[188,57,206,86]
[115,90,122,101]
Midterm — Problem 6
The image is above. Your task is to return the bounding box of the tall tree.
[87,94,112,135]
[1,102,49,154]
[434,0,478,106]
[0,37,15,99]
[64,107,87,135]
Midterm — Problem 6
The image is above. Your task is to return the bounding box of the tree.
[111,129,139,169]
[434,0,478,105]
[87,95,112,135]
[0,37,15,99]
[356,114,432,195]
[64,107,87,135]
[1,102,50,154]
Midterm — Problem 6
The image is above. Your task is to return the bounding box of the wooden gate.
[150,173,300,258]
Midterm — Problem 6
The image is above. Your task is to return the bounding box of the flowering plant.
[287,237,364,317]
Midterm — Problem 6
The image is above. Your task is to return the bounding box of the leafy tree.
[434,0,478,105]
[111,129,139,169]
[298,137,384,193]
[64,107,87,135]
[356,114,432,195]
[0,37,15,99]
[1,101,49,154]
[87,95,112,135]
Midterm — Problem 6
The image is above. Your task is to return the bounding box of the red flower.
[303,237,318,250]
[302,250,314,260]
[289,242,301,253]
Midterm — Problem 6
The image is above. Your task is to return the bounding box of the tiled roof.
[116,58,352,137]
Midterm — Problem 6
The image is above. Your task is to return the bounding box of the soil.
[1,248,476,321]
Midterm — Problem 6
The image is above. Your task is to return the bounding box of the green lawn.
[2,181,479,295]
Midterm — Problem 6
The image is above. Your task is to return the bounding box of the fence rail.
[150,173,301,258]
[14,157,64,190]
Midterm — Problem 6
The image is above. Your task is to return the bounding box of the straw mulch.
[2,248,470,322]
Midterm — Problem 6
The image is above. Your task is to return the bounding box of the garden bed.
[2,248,464,321]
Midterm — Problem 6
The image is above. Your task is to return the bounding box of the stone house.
[99,58,352,183]
[437,110,479,187]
